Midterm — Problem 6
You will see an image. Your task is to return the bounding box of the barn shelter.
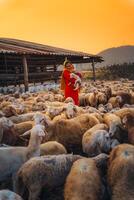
[0,38,103,91]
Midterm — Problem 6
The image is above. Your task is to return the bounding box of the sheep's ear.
[20,130,31,137]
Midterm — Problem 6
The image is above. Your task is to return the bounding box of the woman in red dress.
[61,60,81,105]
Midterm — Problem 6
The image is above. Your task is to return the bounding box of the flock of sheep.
[0,79,134,200]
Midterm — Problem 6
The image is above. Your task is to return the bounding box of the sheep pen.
[0,79,134,200]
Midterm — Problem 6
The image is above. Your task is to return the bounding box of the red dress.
[63,69,79,105]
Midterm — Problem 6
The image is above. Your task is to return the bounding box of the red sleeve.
[63,70,74,83]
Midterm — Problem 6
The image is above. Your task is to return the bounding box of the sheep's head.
[105,103,113,112]
[2,105,18,117]
[31,124,46,137]
[33,112,46,125]
[64,97,75,104]
[93,153,109,172]
[122,113,134,129]
[54,94,64,102]
[64,102,77,119]
[0,117,14,129]
[98,104,107,113]
[46,106,64,119]
[116,96,122,104]
[0,117,15,142]
[109,122,127,143]
[97,130,111,154]
[22,124,47,143]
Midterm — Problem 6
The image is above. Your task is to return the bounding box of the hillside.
[97,45,134,67]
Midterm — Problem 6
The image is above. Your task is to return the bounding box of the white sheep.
[0,124,46,186]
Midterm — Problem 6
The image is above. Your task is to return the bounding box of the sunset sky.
[0,0,134,54]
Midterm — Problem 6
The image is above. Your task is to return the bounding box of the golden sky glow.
[0,0,134,54]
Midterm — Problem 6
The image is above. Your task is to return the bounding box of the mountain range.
[97,45,134,67]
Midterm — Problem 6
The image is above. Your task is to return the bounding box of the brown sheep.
[79,93,86,107]
[14,121,34,136]
[97,92,107,105]
[1,105,18,117]
[114,108,134,120]
[0,117,18,145]
[40,141,67,155]
[108,144,134,200]
[89,113,103,123]
[108,96,121,108]
[116,91,132,106]
[103,113,127,143]
[83,128,119,157]
[15,154,82,200]
[122,113,134,144]
[0,190,23,200]
[64,158,102,200]
[104,86,112,100]
[86,91,98,107]
[82,123,108,155]
[43,113,100,152]
[9,113,35,124]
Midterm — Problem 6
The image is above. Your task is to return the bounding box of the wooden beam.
[92,59,96,82]
[22,55,29,92]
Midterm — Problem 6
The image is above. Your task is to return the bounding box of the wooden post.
[92,58,96,82]
[54,64,57,83]
[22,55,29,92]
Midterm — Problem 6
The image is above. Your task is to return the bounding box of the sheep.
[64,158,102,200]
[64,102,77,119]
[82,123,108,155]
[45,106,64,119]
[15,154,82,200]
[122,113,134,144]
[104,86,112,100]
[1,105,18,117]
[116,91,132,106]
[86,91,98,107]
[54,94,64,102]
[0,124,46,185]
[98,104,107,113]
[0,117,18,145]
[108,96,122,108]
[79,93,87,107]
[108,144,134,200]
[89,112,103,123]
[97,92,107,105]
[14,121,34,136]
[0,190,23,200]
[40,141,67,155]
[64,97,75,104]
[42,113,100,152]
[83,127,119,157]
[113,107,134,120]
[105,103,113,112]
[10,112,48,138]
[32,102,46,112]
[9,113,35,124]
[103,113,127,143]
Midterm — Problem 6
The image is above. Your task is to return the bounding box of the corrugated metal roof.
[0,38,102,60]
